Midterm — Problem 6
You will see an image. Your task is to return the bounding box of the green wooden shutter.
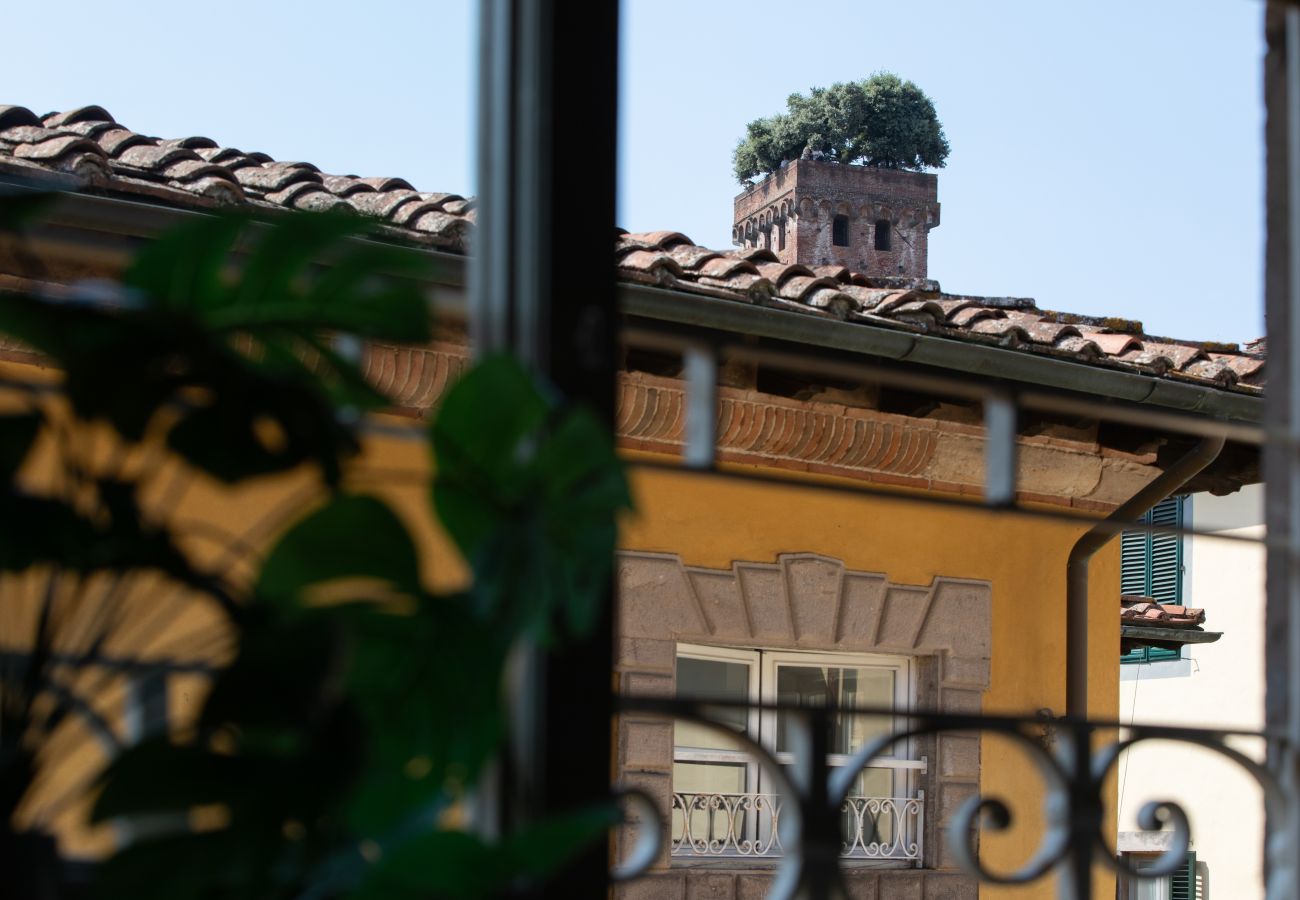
[1171,851,1197,900]
[1120,496,1186,665]
[1147,497,1184,604]
[1120,528,1149,595]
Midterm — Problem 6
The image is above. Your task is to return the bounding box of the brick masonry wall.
[733,160,940,279]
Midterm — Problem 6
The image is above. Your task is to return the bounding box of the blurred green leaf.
[93,738,255,821]
[341,597,507,836]
[126,210,433,346]
[499,802,622,883]
[347,804,619,899]
[0,195,631,899]
[0,486,211,593]
[0,190,58,233]
[0,412,40,478]
[165,373,359,486]
[431,354,630,639]
[125,212,247,313]
[257,494,423,613]
[348,830,497,899]
[231,211,369,313]
[92,829,256,900]
[198,617,347,737]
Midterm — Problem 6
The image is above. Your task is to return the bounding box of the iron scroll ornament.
[612,696,1288,900]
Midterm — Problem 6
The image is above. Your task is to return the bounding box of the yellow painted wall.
[4,358,1120,896]
[619,451,1120,899]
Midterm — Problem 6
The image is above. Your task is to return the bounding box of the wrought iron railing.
[671,791,923,861]
[611,695,1285,899]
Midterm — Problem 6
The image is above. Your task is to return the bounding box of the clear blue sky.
[7,0,1265,344]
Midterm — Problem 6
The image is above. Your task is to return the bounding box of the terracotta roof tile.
[811,264,852,282]
[232,162,322,193]
[727,246,781,263]
[1083,332,1143,356]
[0,106,41,129]
[777,274,842,304]
[357,176,415,192]
[15,134,103,162]
[115,143,205,171]
[1053,336,1103,360]
[0,103,1267,391]
[1178,358,1238,385]
[667,244,722,271]
[1213,352,1266,384]
[696,272,771,299]
[1118,341,1206,371]
[52,119,122,140]
[802,287,857,316]
[755,261,814,285]
[346,189,421,219]
[159,136,221,151]
[1120,596,1206,628]
[696,256,758,279]
[96,128,154,157]
[41,106,115,128]
[947,305,1002,328]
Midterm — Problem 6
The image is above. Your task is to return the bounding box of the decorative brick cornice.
[0,336,1157,507]
[352,344,1160,507]
[360,340,469,412]
[617,371,936,478]
[364,344,938,481]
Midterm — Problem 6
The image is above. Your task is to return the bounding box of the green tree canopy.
[733,73,950,183]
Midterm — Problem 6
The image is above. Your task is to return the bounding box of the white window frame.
[673,643,918,797]
[673,644,764,796]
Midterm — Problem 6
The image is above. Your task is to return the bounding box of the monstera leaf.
[0,210,433,486]
[432,354,631,640]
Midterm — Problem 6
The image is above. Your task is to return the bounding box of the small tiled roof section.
[0,104,1265,394]
[0,104,473,251]
[1120,596,1206,629]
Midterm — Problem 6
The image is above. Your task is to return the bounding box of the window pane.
[673,761,747,794]
[775,665,894,754]
[1129,858,1173,900]
[841,766,897,849]
[672,762,749,846]
[675,656,751,751]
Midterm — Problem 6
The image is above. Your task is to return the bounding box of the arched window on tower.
[831,215,849,247]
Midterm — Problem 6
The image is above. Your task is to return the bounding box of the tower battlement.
[733,159,940,280]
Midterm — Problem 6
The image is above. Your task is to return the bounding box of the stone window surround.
[615,551,992,899]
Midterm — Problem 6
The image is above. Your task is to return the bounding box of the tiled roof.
[1120,596,1220,652]
[0,104,1265,395]
[1120,596,1206,629]
[0,104,473,251]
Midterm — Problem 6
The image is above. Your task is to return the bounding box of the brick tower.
[732,158,940,282]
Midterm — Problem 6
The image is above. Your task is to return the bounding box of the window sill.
[1119,657,1192,681]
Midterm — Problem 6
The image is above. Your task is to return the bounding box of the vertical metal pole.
[471,0,620,894]
[684,344,718,470]
[1266,4,1300,897]
[982,392,1017,507]
[1056,725,1094,900]
[1285,9,1300,899]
